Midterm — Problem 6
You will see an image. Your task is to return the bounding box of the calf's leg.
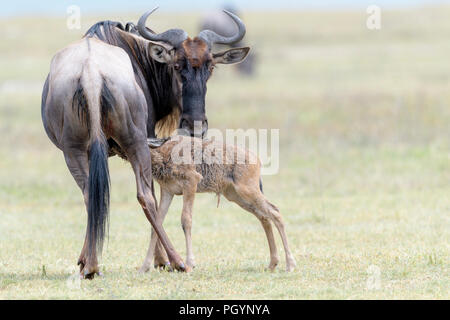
[153,241,169,269]
[152,179,170,269]
[139,187,174,273]
[264,199,297,272]
[227,184,296,272]
[223,186,279,271]
[258,217,279,270]
[181,189,196,268]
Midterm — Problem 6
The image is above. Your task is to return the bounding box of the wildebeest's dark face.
[137,8,250,137]
[149,37,249,137]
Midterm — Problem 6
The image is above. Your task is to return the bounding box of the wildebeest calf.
[139,135,296,272]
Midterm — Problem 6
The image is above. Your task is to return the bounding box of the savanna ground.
[0,7,449,299]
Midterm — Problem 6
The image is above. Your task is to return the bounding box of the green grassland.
[0,7,449,299]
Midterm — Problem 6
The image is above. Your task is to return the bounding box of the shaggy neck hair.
[84,20,181,137]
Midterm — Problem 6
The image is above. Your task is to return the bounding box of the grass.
[0,7,449,299]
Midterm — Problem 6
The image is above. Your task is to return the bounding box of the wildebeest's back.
[43,37,142,148]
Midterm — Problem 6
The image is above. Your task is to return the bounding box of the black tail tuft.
[259,177,264,194]
[87,139,110,259]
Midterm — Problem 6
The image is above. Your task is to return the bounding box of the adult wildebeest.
[41,7,250,278]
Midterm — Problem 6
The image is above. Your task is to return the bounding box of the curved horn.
[197,10,246,47]
[137,7,188,47]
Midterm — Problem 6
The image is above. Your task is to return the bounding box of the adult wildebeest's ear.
[213,47,250,65]
[149,43,173,63]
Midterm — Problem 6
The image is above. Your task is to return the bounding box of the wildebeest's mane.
[84,20,180,137]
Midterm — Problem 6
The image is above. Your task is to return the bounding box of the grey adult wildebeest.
[41,7,250,278]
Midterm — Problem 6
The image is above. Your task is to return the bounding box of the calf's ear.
[149,43,173,63]
[213,47,250,65]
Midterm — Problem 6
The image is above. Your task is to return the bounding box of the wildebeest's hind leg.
[62,145,100,278]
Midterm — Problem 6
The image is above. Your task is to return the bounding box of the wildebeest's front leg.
[139,187,174,273]
[117,85,186,272]
[124,141,187,272]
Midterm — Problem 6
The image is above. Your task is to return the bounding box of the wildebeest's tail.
[87,138,110,258]
[75,73,111,260]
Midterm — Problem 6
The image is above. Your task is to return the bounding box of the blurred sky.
[2,0,450,16]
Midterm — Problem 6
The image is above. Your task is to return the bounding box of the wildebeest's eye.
[207,61,215,72]
[174,63,181,71]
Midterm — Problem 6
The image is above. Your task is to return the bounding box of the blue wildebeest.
[41,8,250,278]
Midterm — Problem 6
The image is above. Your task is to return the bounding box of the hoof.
[154,261,172,271]
[186,259,196,269]
[173,261,186,272]
[83,271,96,280]
[266,260,279,272]
[81,266,100,280]
[138,265,150,273]
[286,258,297,272]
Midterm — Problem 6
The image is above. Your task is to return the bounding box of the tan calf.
[139,135,297,272]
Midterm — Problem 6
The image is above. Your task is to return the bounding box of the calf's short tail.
[259,177,264,194]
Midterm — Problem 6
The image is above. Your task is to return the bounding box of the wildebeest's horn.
[197,10,246,48]
[137,7,188,47]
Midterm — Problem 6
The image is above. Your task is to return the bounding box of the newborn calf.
[139,135,296,272]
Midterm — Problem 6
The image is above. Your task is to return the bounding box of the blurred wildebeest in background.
[200,5,256,76]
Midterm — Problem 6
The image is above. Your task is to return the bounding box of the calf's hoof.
[286,257,297,272]
[266,259,279,272]
[154,261,172,271]
[138,264,151,273]
[186,259,196,269]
